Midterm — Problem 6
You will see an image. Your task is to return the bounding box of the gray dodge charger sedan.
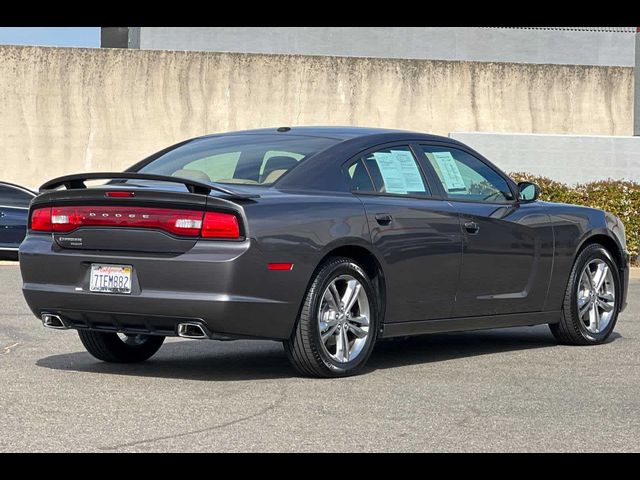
[19,127,630,377]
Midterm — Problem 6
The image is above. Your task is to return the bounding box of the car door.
[0,184,34,249]
[417,144,554,317]
[345,144,462,323]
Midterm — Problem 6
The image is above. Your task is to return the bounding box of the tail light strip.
[30,206,240,239]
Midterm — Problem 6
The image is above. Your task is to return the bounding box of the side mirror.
[517,182,540,202]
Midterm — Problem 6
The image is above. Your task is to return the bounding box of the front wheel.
[550,244,621,345]
[78,330,165,363]
[284,257,379,377]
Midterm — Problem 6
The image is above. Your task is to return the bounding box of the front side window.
[420,146,514,203]
[0,185,33,208]
[138,135,338,186]
[358,146,430,197]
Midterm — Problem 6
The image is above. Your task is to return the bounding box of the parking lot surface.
[1,264,639,452]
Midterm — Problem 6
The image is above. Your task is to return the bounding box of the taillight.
[48,206,204,236]
[31,207,52,231]
[202,212,240,239]
[30,205,240,239]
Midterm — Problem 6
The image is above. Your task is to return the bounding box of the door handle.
[0,212,5,218]
[464,221,480,235]
[375,213,393,226]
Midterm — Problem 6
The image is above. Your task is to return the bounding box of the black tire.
[78,330,165,363]
[284,257,380,378]
[549,243,621,345]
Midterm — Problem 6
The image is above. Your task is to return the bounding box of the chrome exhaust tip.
[177,322,209,339]
[41,313,67,330]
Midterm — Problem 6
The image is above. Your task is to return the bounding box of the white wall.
[635,31,640,136]
[137,27,637,67]
[449,132,640,185]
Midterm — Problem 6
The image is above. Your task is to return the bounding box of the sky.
[0,27,100,48]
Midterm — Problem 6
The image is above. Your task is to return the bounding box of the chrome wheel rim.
[577,259,616,334]
[117,333,149,346]
[318,275,370,363]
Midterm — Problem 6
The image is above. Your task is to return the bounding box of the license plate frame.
[89,264,133,294]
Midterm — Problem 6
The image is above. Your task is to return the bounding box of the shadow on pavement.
[37,340,293,382]
[35,326,620,381]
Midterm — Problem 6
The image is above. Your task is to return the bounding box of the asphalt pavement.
[1,264,638,452]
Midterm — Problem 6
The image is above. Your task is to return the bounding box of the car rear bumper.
[20,233,304,340]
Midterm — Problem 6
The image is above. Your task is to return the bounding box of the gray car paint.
[19,127,630,341]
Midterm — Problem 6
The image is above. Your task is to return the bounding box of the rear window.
[137,134,338,186]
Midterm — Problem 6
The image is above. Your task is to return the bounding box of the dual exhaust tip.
[41,313,210,339]
[176,322,210,339]
[41,313,67,329]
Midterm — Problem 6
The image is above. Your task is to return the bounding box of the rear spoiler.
[38,172,259,199]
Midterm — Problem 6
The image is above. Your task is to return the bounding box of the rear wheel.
[78,330,165,363]
[550,244,620,345]
[284,257,379,377]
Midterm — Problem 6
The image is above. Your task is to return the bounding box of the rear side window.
[138,134,339,186]
[0,185,33,208]
[358,146,430,196]
[347,159,375,192]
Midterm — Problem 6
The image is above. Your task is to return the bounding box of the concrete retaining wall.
[450,132,640,185]
[0,45,634,188]
[635,32,640,136]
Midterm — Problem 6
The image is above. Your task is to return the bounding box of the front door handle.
[464,221,480,235]
[375,213,393,226]
[0,212,5,218]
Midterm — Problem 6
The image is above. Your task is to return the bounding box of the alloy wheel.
[577,259,616,334]
[317,274,371,363]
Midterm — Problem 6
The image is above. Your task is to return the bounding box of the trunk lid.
[30,182,248,254]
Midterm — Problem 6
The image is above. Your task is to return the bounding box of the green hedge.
[509,173,640,264]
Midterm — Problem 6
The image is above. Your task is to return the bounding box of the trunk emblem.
[88,212,150,219]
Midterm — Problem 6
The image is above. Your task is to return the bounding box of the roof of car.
[201,126,451,142]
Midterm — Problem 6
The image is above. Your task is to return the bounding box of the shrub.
[509,173,639,265]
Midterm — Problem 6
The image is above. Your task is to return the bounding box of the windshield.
[136,134,339,186]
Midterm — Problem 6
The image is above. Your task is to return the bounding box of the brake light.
[105,191,135,198]
[29,205,240,239]
[202,212,240,239]
[31,207,52,231]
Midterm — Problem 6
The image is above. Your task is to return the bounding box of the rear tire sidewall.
[570,246,620,343]
[78,330,165,363]
[309,260,379,375]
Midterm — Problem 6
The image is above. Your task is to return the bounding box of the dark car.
[1,181,36,259]
[19,127,629,377]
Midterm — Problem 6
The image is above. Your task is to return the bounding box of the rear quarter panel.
[242,190,373,323]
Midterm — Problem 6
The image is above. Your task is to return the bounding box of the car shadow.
[0,252,18,261]
[37,339,294,382]
[36,326,621,382]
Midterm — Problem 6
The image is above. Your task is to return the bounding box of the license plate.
[89,264,132,294]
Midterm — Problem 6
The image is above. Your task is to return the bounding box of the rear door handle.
[464,221,480,235]
[375,213,393,226]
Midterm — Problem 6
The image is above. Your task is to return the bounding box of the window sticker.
[432,151,466,191]
[372,152,408,194]
[372,150,426,194]
[390,150,426,193]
